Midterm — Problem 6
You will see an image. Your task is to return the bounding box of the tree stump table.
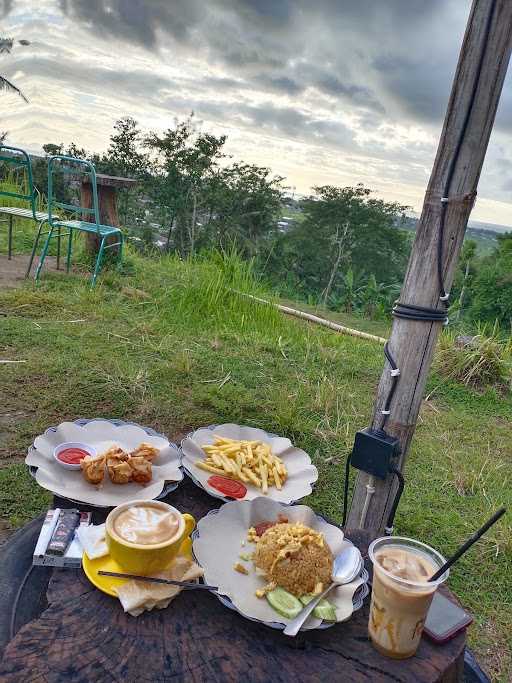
[0,478,466,682]
[81,174,137,255]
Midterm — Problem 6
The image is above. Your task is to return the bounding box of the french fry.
[196,437,289,492]
[220,454,236,474]
[273,465,282,490]
[243,466,262,488]
[259,458,268,495]
[196,461,226,476]
[211,453,223,468]
[218,444,241,455]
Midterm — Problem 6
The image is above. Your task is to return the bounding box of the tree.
[359,274,401,319]
[32,143,70,203]
[202,162,284,254]
[467,233,512,331]
[145,114,227,255]
[266,185,409,307]
[1,37,30,102]
[451,239,477,320]
[99,117,149,229]
[0,74,28,102]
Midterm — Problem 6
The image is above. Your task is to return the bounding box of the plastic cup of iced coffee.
[368,536,449,659]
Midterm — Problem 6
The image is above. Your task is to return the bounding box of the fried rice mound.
[253,522,333,597]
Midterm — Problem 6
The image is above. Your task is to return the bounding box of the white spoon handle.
[283,583,334,637]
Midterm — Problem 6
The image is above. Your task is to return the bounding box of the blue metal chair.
[35,155,124,287]
[0,144,61,275]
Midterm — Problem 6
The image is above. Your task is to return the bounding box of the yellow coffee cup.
[105,500,195,575]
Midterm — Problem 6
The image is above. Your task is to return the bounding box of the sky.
[1,0,512,227]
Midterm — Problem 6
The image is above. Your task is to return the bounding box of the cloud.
[0,0,12,17]
[3,55,176,105]
[59,0,203,49]
[252,74,304,96]
[373,55,449,122]
[56,0,464,122]
[3,0,512,224]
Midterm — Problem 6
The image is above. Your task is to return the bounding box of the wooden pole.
[347,0,512,534]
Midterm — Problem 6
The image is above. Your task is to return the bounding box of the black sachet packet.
[46,508,80,556]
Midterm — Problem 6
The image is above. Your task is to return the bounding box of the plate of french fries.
[180,424,318,503]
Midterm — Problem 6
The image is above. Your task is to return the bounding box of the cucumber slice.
[266,587,302,619]
[299,594,337,621]
[300,593,315,606]
[313,599,337,622]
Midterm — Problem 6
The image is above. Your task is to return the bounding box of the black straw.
[429,507,506,582]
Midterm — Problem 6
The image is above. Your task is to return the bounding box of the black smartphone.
[423,591,473,644]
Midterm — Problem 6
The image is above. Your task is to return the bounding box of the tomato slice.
[207,475,247,499]
[254,521,275,536]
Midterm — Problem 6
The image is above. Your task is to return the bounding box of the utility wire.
[385,467,405,535]
[380,342,400,431]
[342,451,352,528]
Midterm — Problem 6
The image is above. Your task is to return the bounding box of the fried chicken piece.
[80,454,106,485]
[108,460,133,485]
[104,446,129,462]
[130,442,159,462]
[105,446,132,484]
[128,455,152,484]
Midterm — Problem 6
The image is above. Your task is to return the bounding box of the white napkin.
[77,523,108,560]
[116,557,204,617]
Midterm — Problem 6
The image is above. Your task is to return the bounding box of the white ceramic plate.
[25,419,183,507]
[181,424,318,503]
[192,497,368,631]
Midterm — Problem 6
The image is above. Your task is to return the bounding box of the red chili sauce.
[57,448,89,465]
[207,475,247,499]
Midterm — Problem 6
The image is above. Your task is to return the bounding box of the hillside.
[0,253,511,680]
[400,215,504,255]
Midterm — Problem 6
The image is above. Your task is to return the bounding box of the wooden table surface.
[0,478,465,682]
[82,173,138,189]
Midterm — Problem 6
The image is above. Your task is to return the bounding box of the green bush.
[435,324,512,391]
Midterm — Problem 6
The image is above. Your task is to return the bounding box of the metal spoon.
[283,545,362,637]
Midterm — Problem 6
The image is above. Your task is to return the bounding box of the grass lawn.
[0,235,510,680]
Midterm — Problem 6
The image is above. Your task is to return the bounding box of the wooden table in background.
[80,173,137,254]
[0,478,466,682]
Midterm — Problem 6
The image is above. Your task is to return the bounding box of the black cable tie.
[392,301,448,324]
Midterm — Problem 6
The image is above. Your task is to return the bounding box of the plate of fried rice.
[192,497,369,631]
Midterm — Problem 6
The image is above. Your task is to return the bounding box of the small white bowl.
[53,442,97,470]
